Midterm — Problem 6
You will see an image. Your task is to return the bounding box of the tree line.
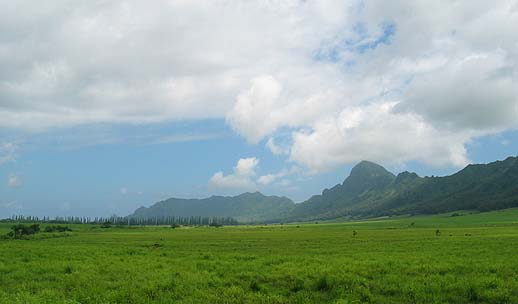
[1,215,239,226]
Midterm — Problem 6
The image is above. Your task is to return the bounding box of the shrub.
[315,275,331,291]
[467,285,479,302]
[44,225,72,233]
[290,279,304,292]
[8,224,40,239]
[249,280,261,292]
[101,221,112,228]
[209,222,223,228]
[64,266,73,274]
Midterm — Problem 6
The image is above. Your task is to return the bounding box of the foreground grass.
[1,210,518,303]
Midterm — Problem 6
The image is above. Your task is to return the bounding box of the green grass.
[1,209,518,303]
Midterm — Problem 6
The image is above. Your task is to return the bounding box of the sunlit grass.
[1,209,518,303]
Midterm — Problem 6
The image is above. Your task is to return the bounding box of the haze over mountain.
[131,156,518,223]
[130,192,294,223]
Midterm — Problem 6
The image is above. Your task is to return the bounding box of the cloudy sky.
[1,0,517,217]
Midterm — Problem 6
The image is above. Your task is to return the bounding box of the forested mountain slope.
[130,192,295,223]
[287,157,518,221]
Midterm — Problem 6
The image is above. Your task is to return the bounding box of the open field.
[1,209,518,303]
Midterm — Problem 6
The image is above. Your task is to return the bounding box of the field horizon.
[2,208,518,303]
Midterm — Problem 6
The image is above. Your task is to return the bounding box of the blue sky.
[1,1,517,217]
[1,122,517,218]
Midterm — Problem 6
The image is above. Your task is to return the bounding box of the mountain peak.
[394,171,420,184]
[238,191,265,198]
[341,160,396,194]
[349,161,393,179]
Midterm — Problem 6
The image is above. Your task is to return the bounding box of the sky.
[0,0,517,218]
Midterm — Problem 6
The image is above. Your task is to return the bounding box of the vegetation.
[2,214,239,227]
[43,225,72,233]
[130,157,518,223]
[6,224,40,239]
[1,209,518,303]
[130,192,295,223]
[289,156,518,221]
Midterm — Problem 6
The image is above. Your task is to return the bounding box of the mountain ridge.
[288,156,518,221]
[129,156,518,223]
[130,191,295,223]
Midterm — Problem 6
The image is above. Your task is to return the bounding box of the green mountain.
[130,156,518,223]
[129,192,294,223]
[288,161,396,220]
[288,156,518,221]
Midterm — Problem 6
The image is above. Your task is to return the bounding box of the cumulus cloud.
[0,0,353,130]
[209,157,259,190]
[227,76,283,143]
[290,102,470,172]
[257,166,300,186]
[266,137,289,155]
[225,0,518,172]
[7,175,21,187]
[211,158,299,190]
[1,1,517,172]
[399,52,518,132]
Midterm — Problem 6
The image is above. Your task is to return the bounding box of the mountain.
[129,192,295,223]
[129,156,518,223]
[287,156,518,221]
[288,161,396,220]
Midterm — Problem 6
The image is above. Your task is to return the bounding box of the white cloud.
[290,102,470,173]
[1,1,517,172]
[211,158,300,190]
[225,1,518,172]
[0,142,17,165]
[226,76,283,143]
[209,157,259,190]
[257,166,300,186]
[235,157,260,177]
[0,1,354,130]
[266,137,289,155]
[7,175,21,187]
[257,174,277,186]
[398,52,518,132]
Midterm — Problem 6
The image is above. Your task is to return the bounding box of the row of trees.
[2,215,239,226]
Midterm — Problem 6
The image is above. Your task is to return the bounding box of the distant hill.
[129,192,295,223]
[288,156,518,221]
[129,156,518,223]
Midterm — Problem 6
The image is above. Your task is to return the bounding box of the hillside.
[129,192,295,223]
[288,156,518,221]
[130,156,518,223]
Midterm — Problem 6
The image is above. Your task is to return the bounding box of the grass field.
[1,209,518,303]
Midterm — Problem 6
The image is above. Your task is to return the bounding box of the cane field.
[1,209,518,304]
